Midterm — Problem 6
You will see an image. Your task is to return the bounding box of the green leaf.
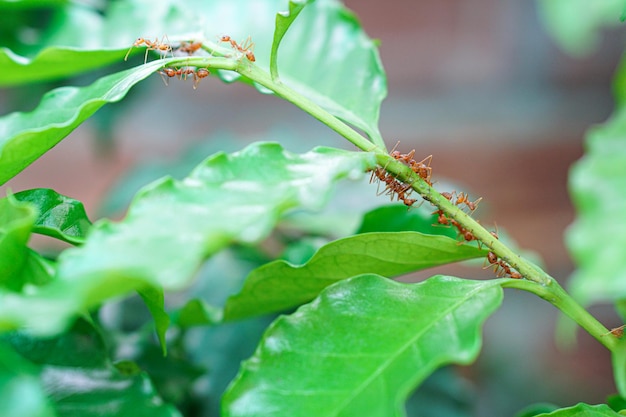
[13,188,91,244]
[566,105,626,306]
[0,342,55,417]
[138,286,170,357]
[173,299,223,329]
[536,0,624,56]
[222,274,504,417]
[514,403,561,417]
[0,143,375,335]
[614,346,626,399]
[0,0,67,8]
[4,319,181,417]
[224,231,486,320]
[19,249,56,287]
[356,204,458,237]
[533,403,622,416]
[0,47,127,86]
[114,0,386,145]
[0,61,165,185]
[275,0,386,145]
[0,194,36,290]
[270,0,311,80]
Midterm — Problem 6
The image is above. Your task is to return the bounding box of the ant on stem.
[124,36,173,63]
[219,35,256,62]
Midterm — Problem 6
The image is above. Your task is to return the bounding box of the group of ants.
[124,36,521,280]
[370,147,522,280]
[123,35,255,89]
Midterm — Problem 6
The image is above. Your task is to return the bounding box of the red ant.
[390,146,433,186]
[604,325,626,338]
[369,167,417,208]
[178,41,203,55]
[219,35,256,62]
[409,155,433,186]
[125,36,173,63]
[157,66,210,89]
[455,192,482,213]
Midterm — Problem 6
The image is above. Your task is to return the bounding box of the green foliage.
[0,62,163,184]
[536,0,624,56]
[12,188,91,244]
[223,274,504,417]
[0,143,375,335]
[0,0,625,415]
[567,105,626,307]
[2,320,181,417]
[533,403,623,416]
[224,232,485,320]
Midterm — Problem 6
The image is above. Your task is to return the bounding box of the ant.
[369,167,416,207]
[483,251,522,279]
[604,325,626,338]
[125,36,173,63]
[389,146,433,186]
[409,155,433,186]
[157,66,210,89]
[178,41,203,55]
[219,35,256,62]
[455,192,482,213]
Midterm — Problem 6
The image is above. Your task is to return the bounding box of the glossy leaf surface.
[13,188,92,244]
[223,274,504,417]
[224,232,486,320]
[0,143,375,335]
[0,61,164,185]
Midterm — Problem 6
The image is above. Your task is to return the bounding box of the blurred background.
[1,0,625,415]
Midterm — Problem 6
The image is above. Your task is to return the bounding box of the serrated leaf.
[3,319,181,417]
[0,61,165,185]
[0,194,36,290]
[534,403,621,416]
[0,143,375,335]
[12,188,91,244]
[222,274,504,417]
[566,105,626,306]
[224,231,486,320]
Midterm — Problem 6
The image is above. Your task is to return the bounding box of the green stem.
[501,279,617,351]
[160,55,617,351]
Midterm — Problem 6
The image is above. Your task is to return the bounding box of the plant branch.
[161,54,616,351]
